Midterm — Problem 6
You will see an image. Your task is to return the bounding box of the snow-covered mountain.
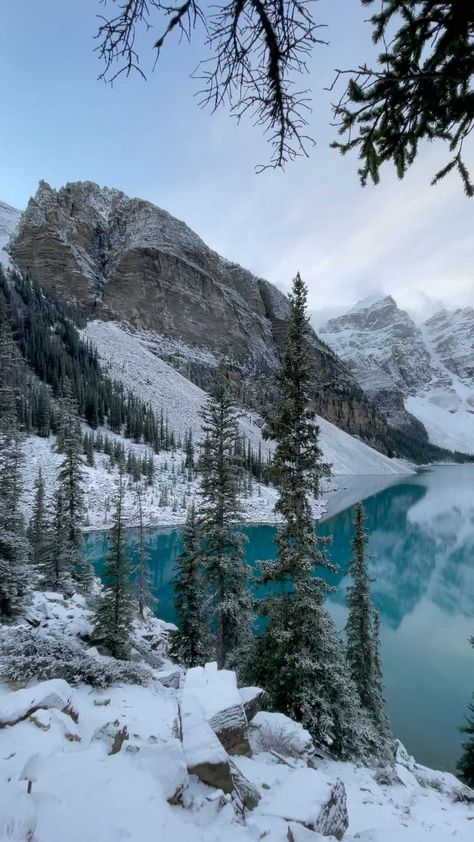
[0,199,21,268]
[320,297,474,454]
[5,181,401,451]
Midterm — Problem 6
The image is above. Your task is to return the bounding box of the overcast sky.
[1,0,472,324]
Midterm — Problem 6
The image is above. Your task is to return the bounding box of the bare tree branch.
[95,0,325,169]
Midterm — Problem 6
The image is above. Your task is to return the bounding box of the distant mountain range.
[1,181,472,460]
[320,296,474,454]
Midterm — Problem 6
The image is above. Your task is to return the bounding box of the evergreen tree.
[172,504,209,667]
[198,363,253,668]
[135,484,156,619]
[184,429,194,471]
[346,503,375,709]
[94,468,134,658]
[0,308,31,620]
[55,382,93,591]
[28,467,51,584]
[345,504,391,744]
[458,637,474,787]
[250,274,374,758]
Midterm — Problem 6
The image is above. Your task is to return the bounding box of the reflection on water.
[84,465,474,772]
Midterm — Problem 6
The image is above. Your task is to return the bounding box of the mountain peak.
[348,294,397,315]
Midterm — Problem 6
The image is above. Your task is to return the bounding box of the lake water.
[84,464,474,772]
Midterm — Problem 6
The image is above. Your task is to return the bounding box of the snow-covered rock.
[183,663,251,756]
[259,767,348,838]
[0,679,73,727]
[239,686,265,722]
[181,695,234,792]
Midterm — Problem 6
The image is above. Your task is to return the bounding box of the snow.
[0,592,472,842]
[0,679,72,726]
[184,663,242,722]
[83,319,412,478]
[259,766,335,825]
[0,199,21,268]
[405,393,474,454]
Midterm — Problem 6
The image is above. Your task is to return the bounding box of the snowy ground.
[21,433,325,531]
[0,592,472,842]
[83,320,413,478]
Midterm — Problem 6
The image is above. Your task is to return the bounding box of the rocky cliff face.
[424,308,474,382]
[8,180,385,442]
[0,200,21,269]
[320,296,474,453]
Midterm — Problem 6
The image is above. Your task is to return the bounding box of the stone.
[229,760,261,811]
[183,663,251,757]
[239,686,265,722]
[261,768,348,840]
[0,679,73,729]
[313,779,348,840]
[181,690,233,793]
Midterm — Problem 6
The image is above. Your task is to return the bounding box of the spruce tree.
[250,274,374,759]
[345,503,391,745]
[94,468,135,658]
[458,637,474,787]
[346,503,375,710]
[173,504,209,667]
[0,310,31,620]
[55,382,93,591]
[198,363,253,669]
[135,484,156,619]
[28,467,51,584]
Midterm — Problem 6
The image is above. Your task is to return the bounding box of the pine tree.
[184,429,194,471]
[28,467,52,584]
[345,503,375,710]
[458,637,474,787]
[0,308,31,620]
[135,484,156,619]
[55,382,93,591]
[345,504,391,745]
[172,504,209,667]
[371,608,391,741]
[94,468,135,658]
[250,274,374,759]
[198,363,253,669]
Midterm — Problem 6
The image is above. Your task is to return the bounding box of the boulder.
[260,768,348,839]
[183,663,251,756]
[239,686,265,722]
[92,719,129,754]
[229,760,261,811]
[181,693,233,793]
[156,668,182,690]
[0,679,73,728]
[249,711,314,760]
[313,779,348,840]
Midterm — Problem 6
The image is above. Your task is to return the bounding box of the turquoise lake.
[84,464,474,773]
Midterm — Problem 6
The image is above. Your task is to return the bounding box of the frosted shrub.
[0,627,152,688]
